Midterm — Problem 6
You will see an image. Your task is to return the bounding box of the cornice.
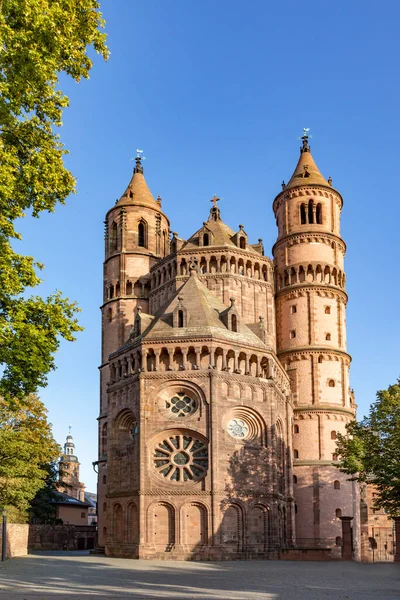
[104,248,160,267]
[105,201,170,224]
[272,231,346,255]
[278,347,351,363]
[293,405,355,418]
[275,284,348,302]
[272,184,343,212]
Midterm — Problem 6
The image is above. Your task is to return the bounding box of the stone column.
[167,348,174,371]
[195,348,201,369]
[340,516,353,560]
[154,350,160,372]
[181,348,188,370]
[394,517,400,563]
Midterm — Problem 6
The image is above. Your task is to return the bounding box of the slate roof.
[51,492,90,507]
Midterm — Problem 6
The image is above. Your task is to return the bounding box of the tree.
[0,1,108,402]
[29,461,64,524]
[336,379,400,517]
[0,394,61,519]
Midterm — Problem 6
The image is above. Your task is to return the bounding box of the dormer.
[198,223,214,247]
[232,225,248,250]
[130,307,154,340]
[170,232,184,254]
[173,296,188,328]
[220,297,240,332]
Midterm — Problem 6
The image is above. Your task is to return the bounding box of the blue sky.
[16,1,400,491]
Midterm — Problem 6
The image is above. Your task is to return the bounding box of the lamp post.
[1,508,6,561]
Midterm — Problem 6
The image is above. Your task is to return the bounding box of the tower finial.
[209,195,221,221]
[133,149,145,174]
[299,128,311,153]
[68,425,72,436]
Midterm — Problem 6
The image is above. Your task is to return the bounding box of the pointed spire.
[115,152,158,209]
[283,130,330,190]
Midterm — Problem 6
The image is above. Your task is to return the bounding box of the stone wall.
[0,524,28,558]
[28,525,97,551]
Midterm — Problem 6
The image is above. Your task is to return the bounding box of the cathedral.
[96,133,358,560]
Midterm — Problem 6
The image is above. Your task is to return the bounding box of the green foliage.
[29,461,62,524]
[0,0,108,401]
[0,394,61,515]
[336,379,400,516]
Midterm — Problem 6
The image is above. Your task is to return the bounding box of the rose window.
[227,418,249,439]
[166,392,196,417]
[153,434,208,482]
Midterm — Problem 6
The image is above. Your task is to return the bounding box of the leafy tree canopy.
[0,394,61,517]
[336,379,400,517]
[0,0,108,402]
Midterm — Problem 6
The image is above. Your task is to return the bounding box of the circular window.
[153,434,208,482]
[227,418,249,439]
[166,392,196,417]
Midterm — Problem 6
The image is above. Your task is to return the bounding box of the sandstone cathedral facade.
[96,133,358,559]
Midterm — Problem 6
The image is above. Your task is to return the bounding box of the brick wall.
[0,523,28,558]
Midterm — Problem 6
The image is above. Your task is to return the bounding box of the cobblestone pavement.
[0,552,399,600]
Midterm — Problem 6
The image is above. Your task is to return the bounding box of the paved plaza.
[0,552,398,600]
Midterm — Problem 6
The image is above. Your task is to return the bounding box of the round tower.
[97,156,170,547]
[272,132,357,548]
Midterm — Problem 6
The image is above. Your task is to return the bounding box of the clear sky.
[16,0,400,492]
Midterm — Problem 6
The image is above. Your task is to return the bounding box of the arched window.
[178,310,184,328]
[329,380,335,388]
[334,480,340,490]
[335,508,342,518]
[231,314,237,332]
[290,330,296,339]
[316,203,322,224]
[293,449,299,459]
[203,233,209,246]
[290,305,297,314]
[126,281,132,295]
[138,221,146,247]
[110,222,118,252]
[293,475,298,484]
[293,424,299,433]
[325,306,331,314]
[326,333,331,341]
[107,308,112,322]
[308,200,314,224]
[239,236,246,249]
[331,430,337,440]
[318,355,323,363]
[300,203,307,224]
[103,475,107,485]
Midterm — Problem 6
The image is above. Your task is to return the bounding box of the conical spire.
[284,130,331,190]
[116,155,159,209]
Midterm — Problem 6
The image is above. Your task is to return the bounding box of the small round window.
[166,392,196,417]
[227,418,249,439]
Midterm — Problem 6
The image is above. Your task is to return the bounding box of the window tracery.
[153,434,208,482]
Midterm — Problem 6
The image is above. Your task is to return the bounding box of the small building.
[52,492,90,526]
[360,484,395,563]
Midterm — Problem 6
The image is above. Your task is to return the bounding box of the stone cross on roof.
[210,195,220,208]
